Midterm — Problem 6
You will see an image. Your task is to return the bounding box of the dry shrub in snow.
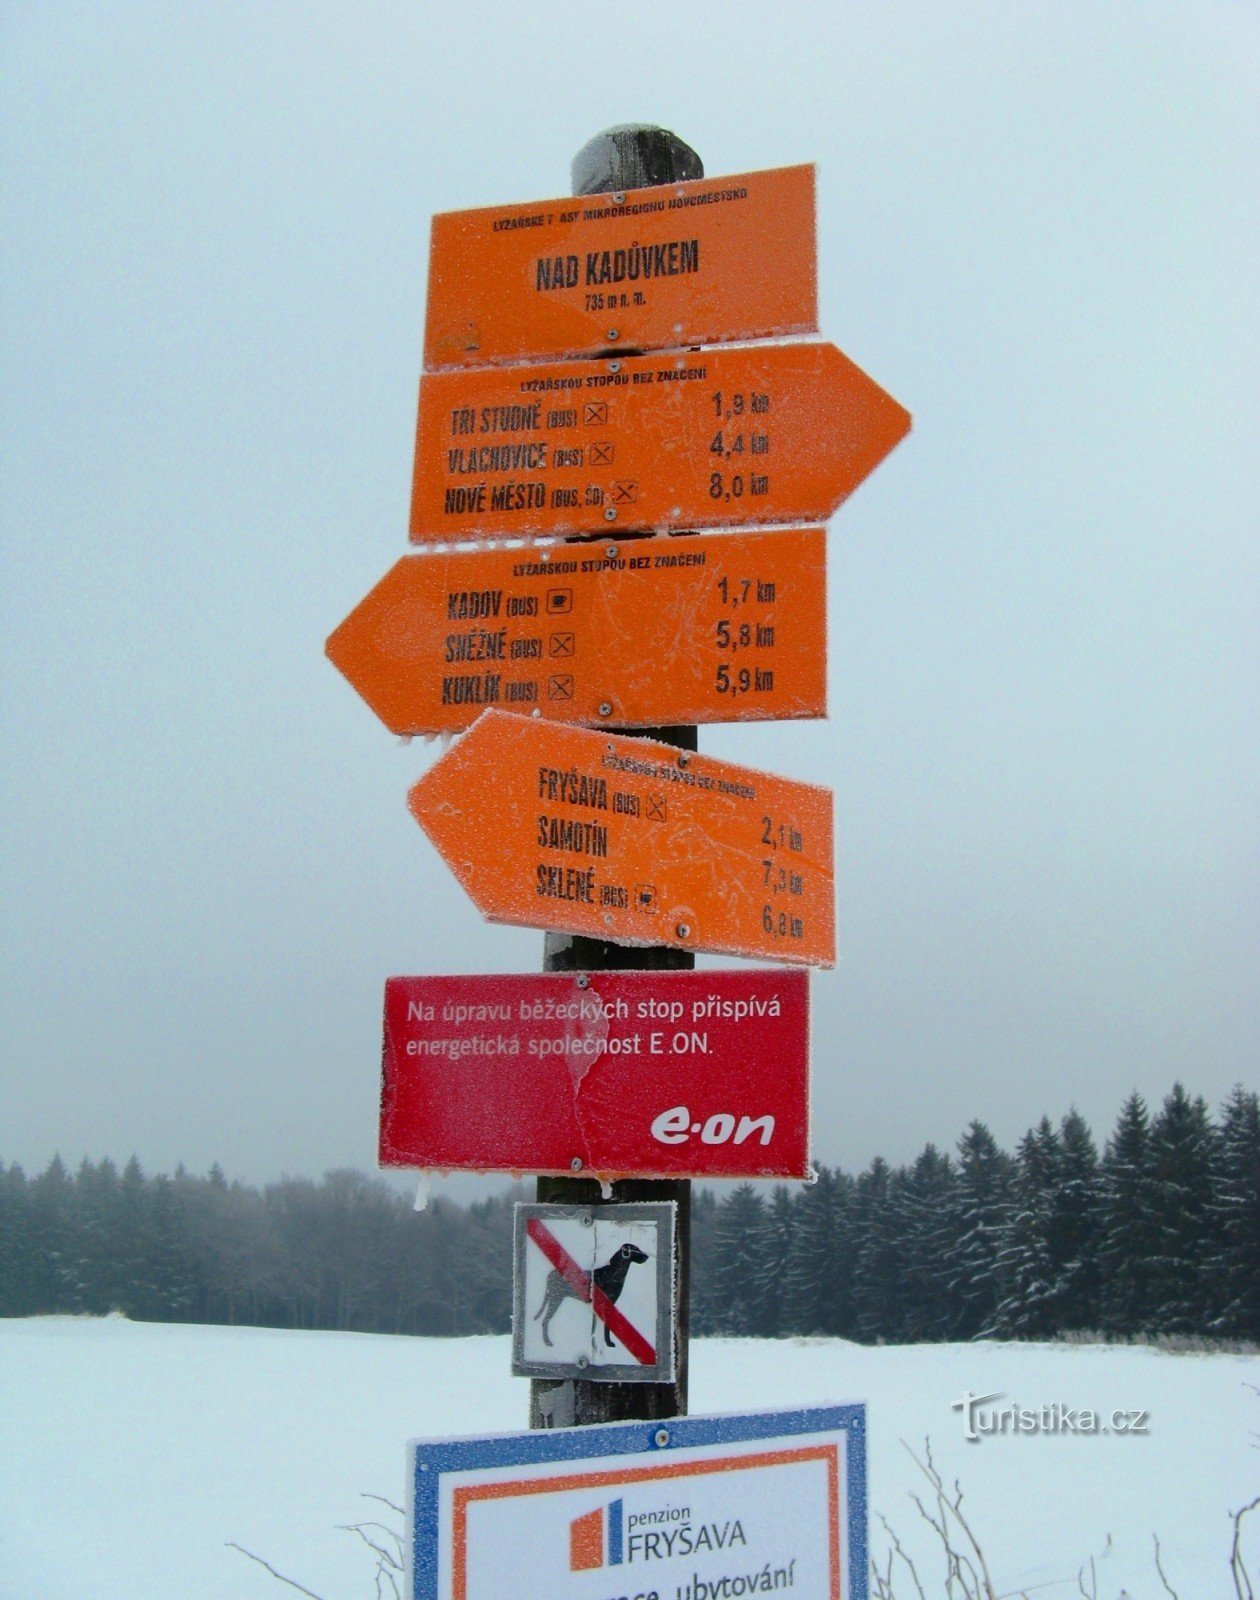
[871,1439,1259,1600]
[229,1494,403,1600]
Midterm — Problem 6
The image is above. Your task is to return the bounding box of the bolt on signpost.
[328,121,907,1592]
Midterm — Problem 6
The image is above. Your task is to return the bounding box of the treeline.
[0,1162,519,1334]
[2,1084,1257,1343]
[691,1084,1259,1342]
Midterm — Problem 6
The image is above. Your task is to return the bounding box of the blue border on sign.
[408,1402,866,1600]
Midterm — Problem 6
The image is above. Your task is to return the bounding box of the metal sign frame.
[512,1201,677,1383]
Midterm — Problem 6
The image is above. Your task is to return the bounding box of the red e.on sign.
[379,969,809,1180]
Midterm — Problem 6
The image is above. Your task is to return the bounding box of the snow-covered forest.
[3,1082,1256,1344]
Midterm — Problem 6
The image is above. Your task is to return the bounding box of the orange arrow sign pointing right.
[411,341,909,542]
[408,709,835,967]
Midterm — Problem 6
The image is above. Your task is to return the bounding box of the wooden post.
[530,125,702,1431]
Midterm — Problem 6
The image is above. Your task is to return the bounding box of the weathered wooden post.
[530,123,703,1431]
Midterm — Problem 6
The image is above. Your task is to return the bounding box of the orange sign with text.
[408,710,835,967]
[326,527,827,735]
[411,341,908,541]
[423,164,817,369]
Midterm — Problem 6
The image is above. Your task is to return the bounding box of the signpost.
[326,116,904,1523]
[411,340,909,541]
[407,1403,868,1600]
[326,526,827,736]
[423,163,817,369]
[512,1203,677,1382]
[379,970,809,1179]
[407,709,835,967]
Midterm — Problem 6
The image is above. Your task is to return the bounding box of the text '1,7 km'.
[423,163,816,368]
[380,970,809,1179]
[412,342,909,541]
[325,527,826,735]
[407,708,835,967]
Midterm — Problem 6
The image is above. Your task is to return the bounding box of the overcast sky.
[2,2,1256,1191]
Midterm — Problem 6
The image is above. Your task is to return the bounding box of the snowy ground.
[0,1316,1255,1599]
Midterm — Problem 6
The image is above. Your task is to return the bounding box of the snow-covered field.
[0,1316,1254,1599]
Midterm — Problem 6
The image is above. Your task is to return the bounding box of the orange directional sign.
[326,527,826,735]
[423,164,816,369]
[408,709,835,967]
[411,341,909,541]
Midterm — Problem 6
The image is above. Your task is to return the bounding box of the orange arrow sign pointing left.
[326,527,827,736]
[408,709,835,967]
[412,340,909,542]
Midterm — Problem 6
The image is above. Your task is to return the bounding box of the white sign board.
[512,1202,676,1383]
[407,1404,867,1600]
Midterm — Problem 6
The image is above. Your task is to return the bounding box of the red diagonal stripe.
[526,1216,656,1366]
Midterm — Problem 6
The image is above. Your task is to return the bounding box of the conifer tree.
[1208,1085,1260,1339]
[755,1185,798,1337]
[782,1165,852,1336]
[71,1157,128,1312]
[1144,1083,1217,1334]
[1050,1109,1102,1331]
[893,1144,957,1342]
[135,1172,198,1321]
[3,1081,1245,1344]
[0,1162,33,1316]
[688,1186,721,1333]
[709,1184,770,1335]
[26,1155,76,1313]
[1098,1091,1156,1335]
[851,1158,904,1343]
[946,1121,1013,1339]
[994,1117,1060,1337]
[451,1191,513,1333]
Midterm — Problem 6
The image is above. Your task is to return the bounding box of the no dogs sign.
[512,1202,676,1384]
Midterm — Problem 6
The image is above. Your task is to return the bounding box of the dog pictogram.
[534,1241,649,1347]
